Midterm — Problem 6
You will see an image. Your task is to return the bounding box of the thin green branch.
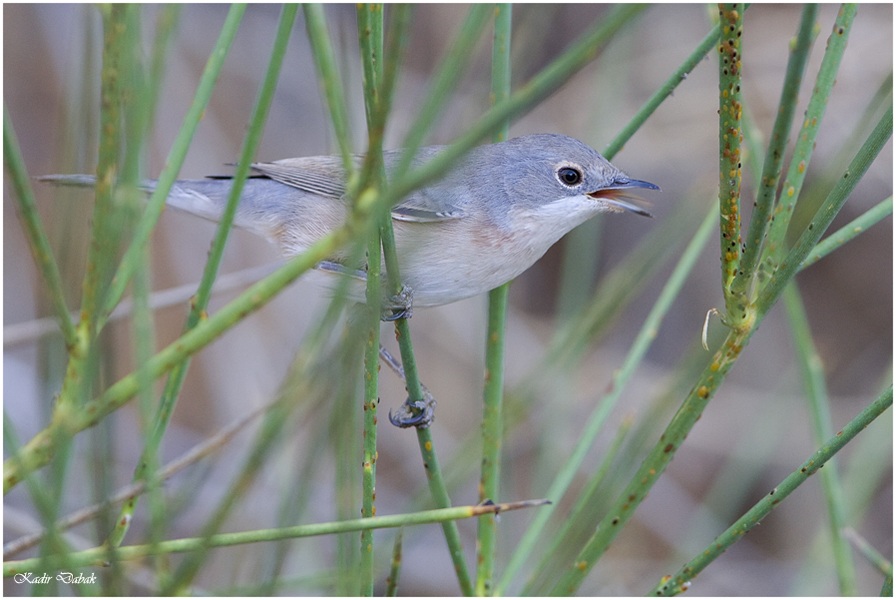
[3,224,354,494]
[3,110,77,348]
[799,196,893,270]
[303,4,354,168]
[82,4,127,333]
[650,386,892,596]
[604,17,721,159]
[758,105,892,313]
[763,4,857,269]
[385,530,403,596]
[733,5,818,295]
[4,499,549,577]
[518,203,716,595]
[842,527,893,578]
[783,283,856,594]
[526,416,633,593]
[145,5,182,131]
[98,4,246,327]
[476,5,511,596]
[108,2,297,548]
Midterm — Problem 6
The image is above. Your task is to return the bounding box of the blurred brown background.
[4,4,892,595]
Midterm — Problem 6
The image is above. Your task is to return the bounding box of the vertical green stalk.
[357,4,385,595]
[47,6,131,514]
[762,4,857,268]
[717,4,747,328]
[145,6,182,132]
[783,283,856,594]
[476,5,511,596]
[359,6,476,595]
[303,3,354,169]
[83,5,127,333]
[385,530,403,596]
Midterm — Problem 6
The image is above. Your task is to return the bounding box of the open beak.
[588,177,659,217]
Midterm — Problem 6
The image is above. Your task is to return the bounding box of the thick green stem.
[717,3,747,327]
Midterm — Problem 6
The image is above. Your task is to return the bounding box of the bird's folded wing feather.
[251,155,466,223]
[251,156,348,199]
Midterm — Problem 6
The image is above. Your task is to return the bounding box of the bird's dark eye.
[557,166,583,186]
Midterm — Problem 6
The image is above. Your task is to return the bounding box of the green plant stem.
[3,226,353,494]
[303,4,354,168]
[548,104,891,595]
[385,530,403,596]
[650,386,892,596]
[357,4,386,595]
[83,5,126,333]
[799,196,893,270]
[763,4,857,268]
[3,499,549,578]
[717,3,746,326]
[476,5,511,596]
[515,204,716,596]
[733,5,818,295]
[3,111,77,348]
[97,4,245,328]
[354,7,474,594]
[107,4,297,550]
[394,4,492,176]
[145,5,182,131]
[401,337,475,596]
[604,18,722,159]
[842,527,893,578]
[758,105,892,313]
[526,416,633,593]
[783,283,856,594]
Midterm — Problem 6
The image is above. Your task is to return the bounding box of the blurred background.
[4,4,892,595]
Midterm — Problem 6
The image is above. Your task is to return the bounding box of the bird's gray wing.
[250,156,349,199]
[253,149,468,223]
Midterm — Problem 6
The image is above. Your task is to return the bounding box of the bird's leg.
[379,345,436,428]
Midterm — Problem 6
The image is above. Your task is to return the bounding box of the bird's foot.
[381,285,414,321]
[388,391,436,429]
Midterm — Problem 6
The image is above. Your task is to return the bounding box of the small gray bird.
[41,133,658,311]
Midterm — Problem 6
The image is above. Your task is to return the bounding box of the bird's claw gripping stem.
[388,391,436,429]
